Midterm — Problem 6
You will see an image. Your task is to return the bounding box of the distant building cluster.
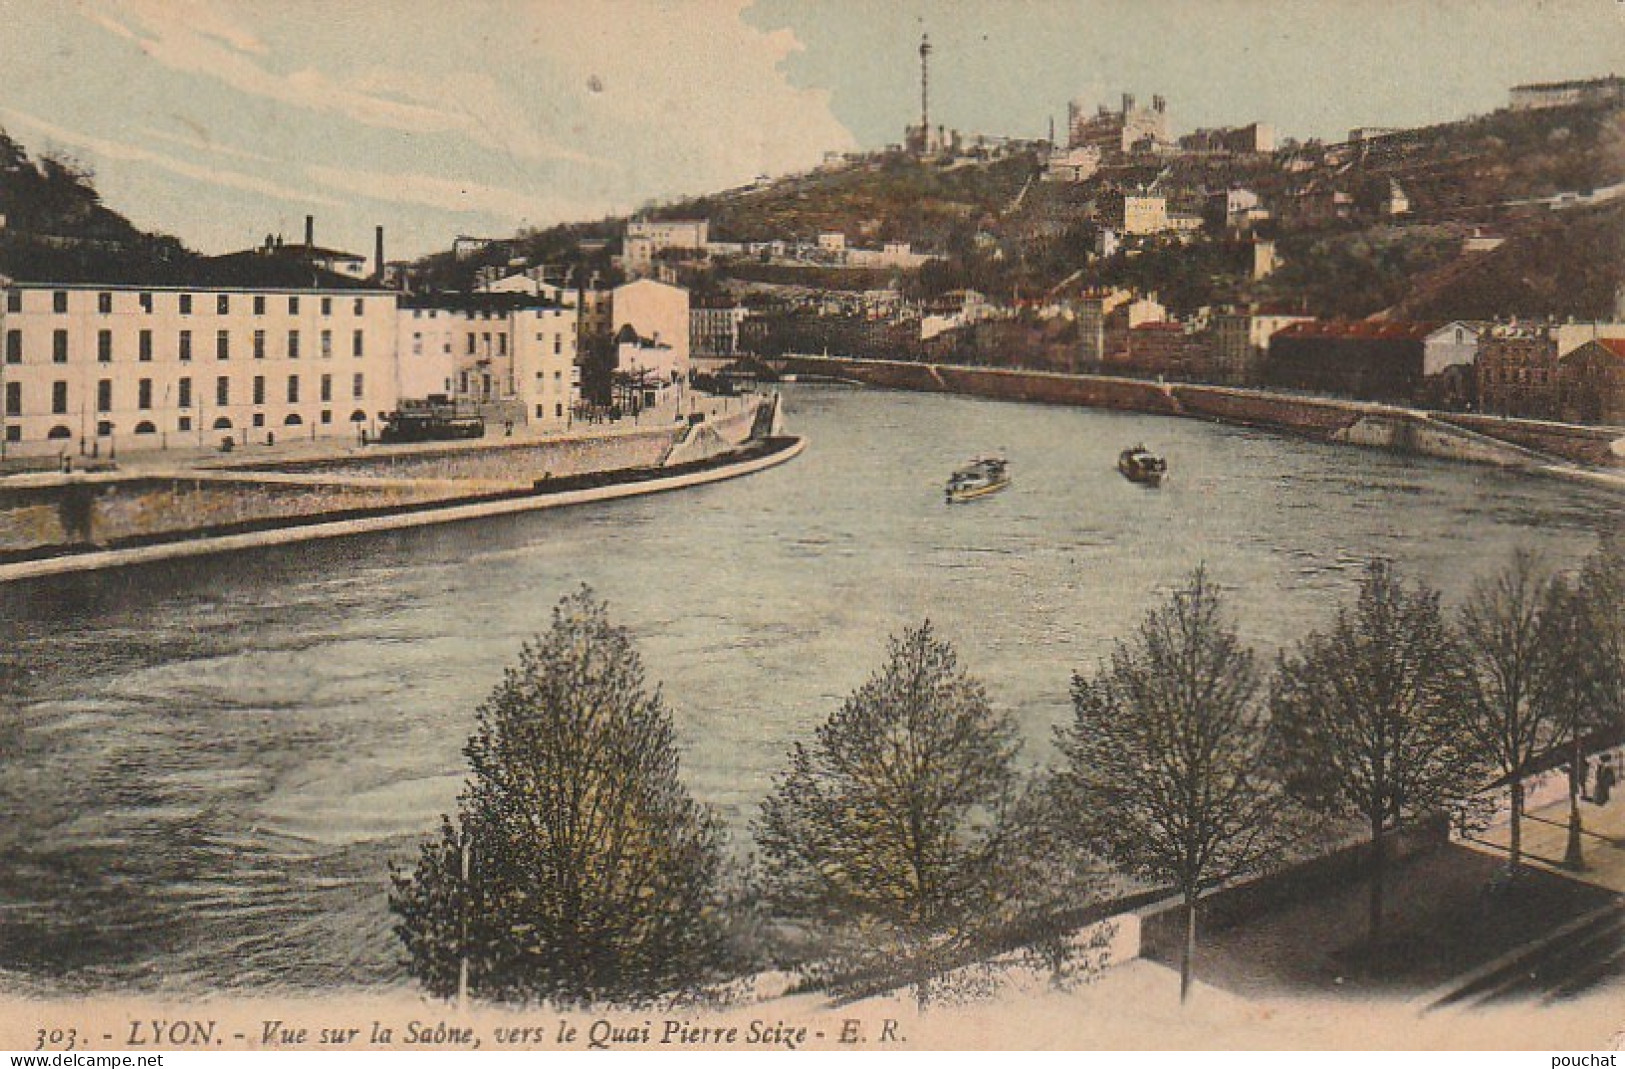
[1069,93,1171,159]
[1509,74,1625,111]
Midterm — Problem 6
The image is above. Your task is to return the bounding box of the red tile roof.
[1272,320,1437,341]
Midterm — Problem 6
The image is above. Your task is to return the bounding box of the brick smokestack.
[374,225,385,283]
[304,214,314,249]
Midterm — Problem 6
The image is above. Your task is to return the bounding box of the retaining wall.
[778,356,1608,473]
[0,397,772,560]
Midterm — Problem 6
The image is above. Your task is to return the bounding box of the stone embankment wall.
[234,426,676,483]
[778,356,1609,472]
[1434,412,1625,468]
[0,475,460,558]
[0,397,770,560]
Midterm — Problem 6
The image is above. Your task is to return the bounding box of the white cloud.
[304,163,594,224]
[94,0,611,166]
[0,107,341,207]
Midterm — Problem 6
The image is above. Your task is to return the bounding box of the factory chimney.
[374,226,385,283]
[304,214,314,249]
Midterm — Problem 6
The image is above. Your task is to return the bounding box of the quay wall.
[0,398,771,560]
[777,356,1611,471]
[0,475,454,558]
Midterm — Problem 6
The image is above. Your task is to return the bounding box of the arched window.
[47,425,72,440]
[212,417,233,430]
[134,421,157,434]
[349,409,367,422]
[283,413,303,426]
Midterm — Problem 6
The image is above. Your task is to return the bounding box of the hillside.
[1391,200,1625,321]
[0,130,193,282]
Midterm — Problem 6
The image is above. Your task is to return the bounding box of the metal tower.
[919,33,932,136]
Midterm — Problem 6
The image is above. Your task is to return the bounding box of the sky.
[1,0,1622,260]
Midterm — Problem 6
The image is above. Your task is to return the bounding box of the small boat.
[946,455,1011,503]
[1118,445,1166,486]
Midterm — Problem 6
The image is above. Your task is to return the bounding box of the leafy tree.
[1051,568,1289,1002]
[390,587,726,1006]
[1458,550,1570,877]
[1269,561,1483,951]
[755,621,1023,997]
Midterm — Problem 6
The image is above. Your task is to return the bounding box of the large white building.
[397,293,578,427]
[622,219,709,277]
[1,257,399,456]
[0,262,583,459]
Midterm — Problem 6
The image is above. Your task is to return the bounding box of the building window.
[556,403,563,419]
[52,381,68,414]
[179,329,192,362]
[4,426,17,444]
[320,374,332,402]
[320,330,332,359]
[216,329,230,360]
[53,330,68,363]
[412,332,422,356]
[138,378,153,410]
[498,334,507,357]
[321,409,332,425]
[6,291,20,313]
[5,330,20,363]
[554,335,562,355]
[139,329,153,362]
[253,295,265,316]
[253,413,265,428]
[178,416,191,432]
[321,297,332,316]
[352,329,363,358]
[253,330,266,359]
[253,375,265,406]
[97,379,112,413]
[352,372,364,399]
[179,293,192,316]
[98,292,112,314]
[288,330,300,359]
[4,381,19,417]
[98,330,112,363]
[178,377,192,409]
[288,296,300,314]
[216,376,230,406]
[467,333,476,355]
[287,375,300,403]
[139,292,153,313]
[353,297,364,316]
[53,291,67,314]
[214,294,228,315]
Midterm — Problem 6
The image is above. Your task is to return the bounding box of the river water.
[0,385,1619,995]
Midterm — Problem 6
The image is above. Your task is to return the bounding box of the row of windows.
[7,291,373,317]
[3,328,365,363]
[2,409,371,444]
[4,374,367,414]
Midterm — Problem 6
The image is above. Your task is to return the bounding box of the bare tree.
[1549,546,1625,868]
[1269,560,1483,951]
[390,587,726,1006]
[755,621,1024,999]
[1051,568,1289,1002]
[1458,550,1569,877]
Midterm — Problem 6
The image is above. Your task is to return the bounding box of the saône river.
[1,385,1620,995]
